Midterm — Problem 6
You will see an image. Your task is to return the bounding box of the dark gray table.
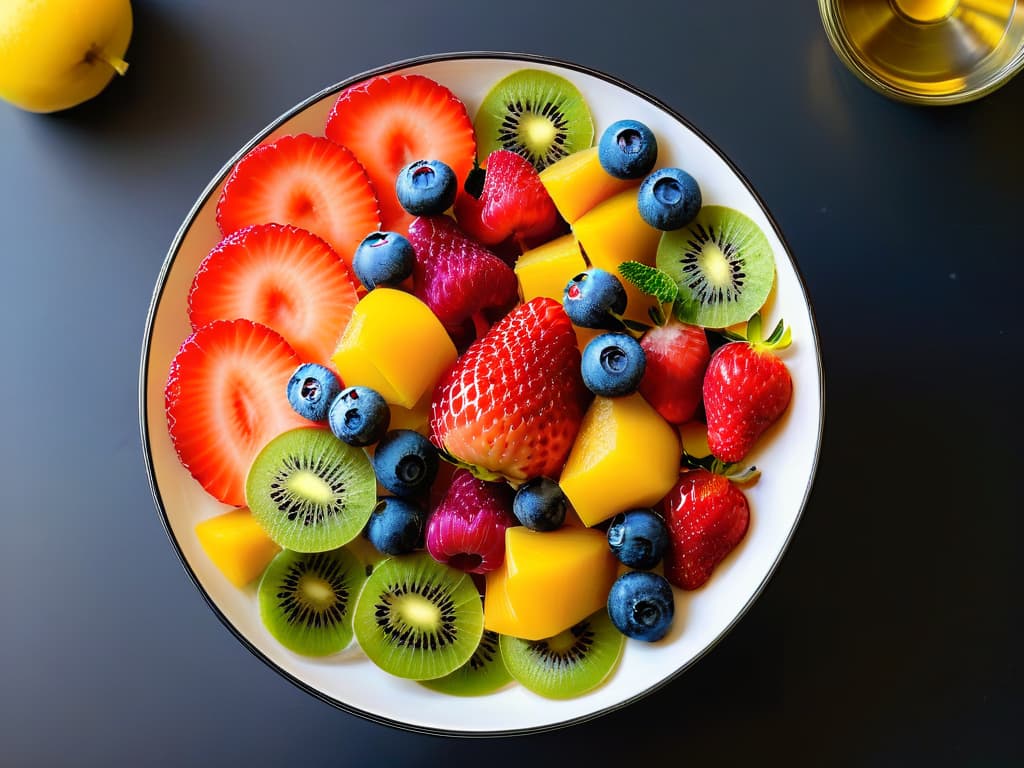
[3,0,1021,764]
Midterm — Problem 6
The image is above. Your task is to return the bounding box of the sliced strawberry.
[325,74,476,233]
[165,319,309,506]
[662,469,750,590]
[407,216,517,344]
[430,297,590,483]
[638,320,711,424]
[216,133,380,270]
[188,224,360,366]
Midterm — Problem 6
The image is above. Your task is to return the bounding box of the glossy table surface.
[2,0,1021,763]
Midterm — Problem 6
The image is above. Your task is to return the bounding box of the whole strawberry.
[426,468,517,574]
[662,469,750,590]
[704,314,793,463]
[430,297,590,483]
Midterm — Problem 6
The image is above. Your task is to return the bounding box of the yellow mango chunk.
[572,189,663,325]
[514,234,587,303]
[560,394,681,527]
[485,526,618,641]
[388,388,432,436]
[195,508,281,587]
[539,147,638,224]
[331,289,456,409]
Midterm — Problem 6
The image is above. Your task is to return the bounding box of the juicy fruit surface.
[426,468,517,574]
[475,149,560,245]
[165,319,309,506]
[430,297,589,483]
[704,341,793,462]
[539,146,638,224]
[331,288,457,409]
[195,508,281,587]
[325,74,476,233]
[406,215,518,341]
[353,553,484,680]
[662,469,750,590]
[245,427,377,553]
[514,234,587,303]
[499,609,625,699]
[638,320,711,425]
[216,134,380,270]
[258,546,366,656]
[559,393,681,527]
[485,525,618,641]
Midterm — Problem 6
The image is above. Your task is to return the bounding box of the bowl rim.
[138,50,826,737]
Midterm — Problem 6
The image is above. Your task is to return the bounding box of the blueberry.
[598,120,658,180]
[372,429,439,498]
[395,159,457,216]
[607,571,675,642]
[352,231,415,290]
[513,477,567,532]
[637,167,701,230]
[364,497,425,555]
[607,508,669,569]
[286,363,341,421]
[563,269,628,329]
[328,386,390,447]
[581,333,646,397]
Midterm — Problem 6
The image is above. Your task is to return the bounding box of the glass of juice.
[819,0,1024,104]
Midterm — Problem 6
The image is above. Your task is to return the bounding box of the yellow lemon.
[0,0,132,113]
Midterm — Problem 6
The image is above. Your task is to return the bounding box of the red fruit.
[453,149,560,248]
[426,468,517,574]
[430,297,590,483]
[406,215,517,342]
[638,320,711,424]
[216,133,380,271]
[325,74,476,233]
[164,319,309,506]
[662,469,750,590]
[188,224,360,365]
[703,316,793,463]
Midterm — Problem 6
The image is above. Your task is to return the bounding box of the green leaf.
[618,262,679,305]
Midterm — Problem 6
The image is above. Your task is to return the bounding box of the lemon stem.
[89,46,129,76]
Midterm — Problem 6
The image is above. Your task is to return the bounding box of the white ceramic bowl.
[140,52,824,735]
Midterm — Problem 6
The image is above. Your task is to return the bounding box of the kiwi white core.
[286,470,334,504]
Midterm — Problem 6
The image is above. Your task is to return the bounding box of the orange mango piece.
[559,394,681,527]
[194,508,281,587]
[539,147,638,224]
[514,234,587,304]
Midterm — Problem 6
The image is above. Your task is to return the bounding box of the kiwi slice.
[500,610,625,699]
[353,552,484,680]
[657,205,775,329]
[246,427,376,553]
[475,69,595,171]
[419,630,512,696]
[257,546,366,656]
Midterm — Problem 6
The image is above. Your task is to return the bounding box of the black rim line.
[138,50,827,739]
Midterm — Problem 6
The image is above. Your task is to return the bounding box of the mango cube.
[572,189,663,325]
[484,526,618,640]
[388,389,432,436]
[559,394,681,527]
[514,234,587,303]
[539,147,638,224]
[331,288,456,409]
[195,508,281,587]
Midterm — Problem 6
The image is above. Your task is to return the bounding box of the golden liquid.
[826,0,1023,98]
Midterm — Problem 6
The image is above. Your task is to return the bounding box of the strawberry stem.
[681,448,761,484]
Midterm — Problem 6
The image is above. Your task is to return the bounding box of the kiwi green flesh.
[475,69,595,171]
[419,630,513,696]
[499,610,624,700]
[353,553,484,681]
[657,205,775,329]
[257,547,366,656]
[246,427,376,553]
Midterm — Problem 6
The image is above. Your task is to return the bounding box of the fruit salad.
[162,66,796,702]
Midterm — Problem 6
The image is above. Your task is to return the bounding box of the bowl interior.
[142,54,823,735]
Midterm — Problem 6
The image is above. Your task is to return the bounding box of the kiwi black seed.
[353,552,484,680]
[475,69,595,171]
[257,546,366,656]
[419,630,513,697]
[656,205,775,329]
[246,427,376,553]
[499,609,624,699]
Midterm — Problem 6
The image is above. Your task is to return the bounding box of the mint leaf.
[618,262,679,305]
